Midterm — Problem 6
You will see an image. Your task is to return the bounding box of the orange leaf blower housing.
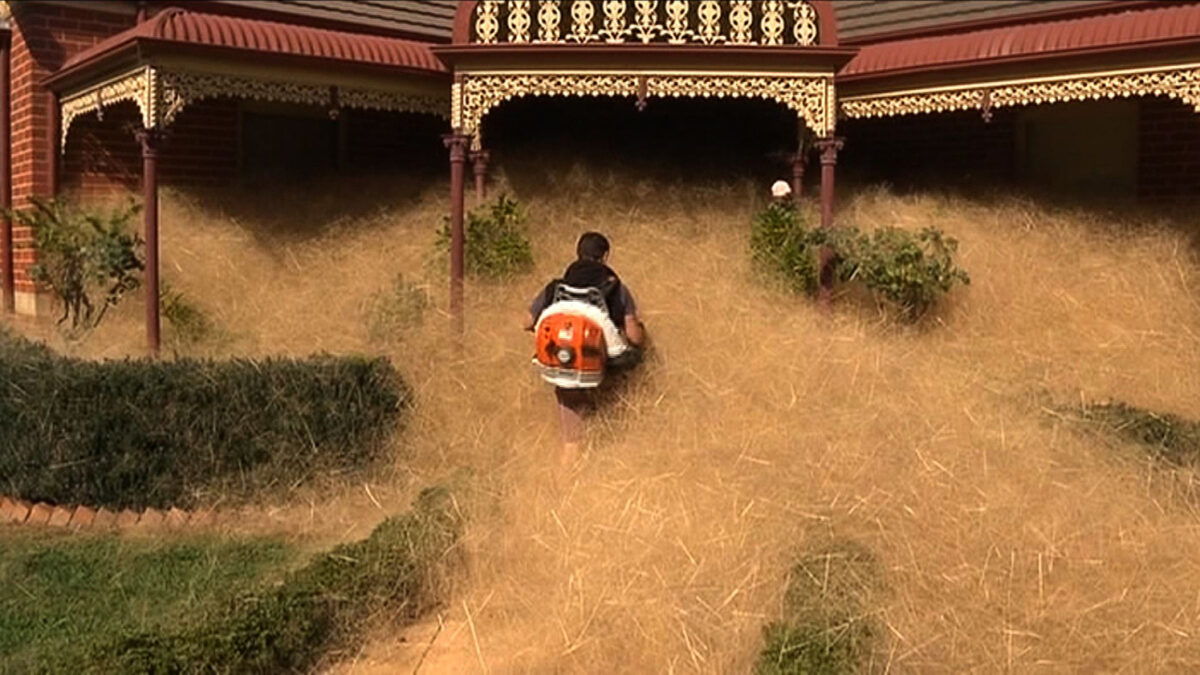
[534,312,608,388]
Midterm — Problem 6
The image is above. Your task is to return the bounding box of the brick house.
[1,1,1197,349]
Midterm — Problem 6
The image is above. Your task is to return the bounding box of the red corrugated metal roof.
[840,2,1200,78]
[59,7,446,75]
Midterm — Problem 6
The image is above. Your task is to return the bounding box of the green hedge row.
[0,329,409,510]
[91,488,460,673]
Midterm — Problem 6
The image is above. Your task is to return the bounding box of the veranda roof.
[840,1,1200,83]
[43,8,450,147]
[47,7,446,89]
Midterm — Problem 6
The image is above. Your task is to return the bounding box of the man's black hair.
[576,231,610,262]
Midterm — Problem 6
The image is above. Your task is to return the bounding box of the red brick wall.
[838,108,1018,188]
[1138,96,1200,201]
[9,2,135,295]
[61,97,240,198]
[61,101,141,197]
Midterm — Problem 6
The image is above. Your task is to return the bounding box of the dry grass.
[8,166,1200,672]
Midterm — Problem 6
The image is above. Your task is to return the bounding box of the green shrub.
[755,540,880,674]
[365,274,429,344]
[437,194,534,279]
[749,203,969,320]
[160,283,214,346]
[0,328,409,510]
[750,202,823,294]
[7,198,143,334]
[841,226,971,320]
[91,488,460,673]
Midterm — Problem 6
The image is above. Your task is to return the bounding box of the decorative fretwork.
[840,65,1200,119]
[761,1,785,46]
[339,88,451,118]
[791,0,818,46]
[60,67,154,147]
[156,70,330,126]
[729,1,753,44]
[453,71,836,147]
[537,0,562,41]
[569,0,595,42]
[663,0,690,44]
[475,0,501,43]
[633,0,658,43]
[695,1,723,45]
[601,0,627,43]
[508,0,531,42]
[472,0,819,46]
[60,66,449,149]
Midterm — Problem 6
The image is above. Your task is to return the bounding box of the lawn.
[0,527,297,673]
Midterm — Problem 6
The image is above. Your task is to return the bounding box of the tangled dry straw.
[9,165,1200,672]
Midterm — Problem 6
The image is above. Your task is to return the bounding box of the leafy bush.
[841,226,971,320]
[365,274,429,344]
[756,539,880,674]
[160,282,214,346]
[0,328,409,510]
[7,198,143,333]
[91,488,460,674]
[750,202,824,295]
[749,203,969,319]
[437,194,534,279]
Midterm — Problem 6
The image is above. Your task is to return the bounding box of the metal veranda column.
[1,36,12,313]
[791,123,807,202]
[816,136,843,229]
[471,149,489,201]
[444,133,470,331]
[46,91,59,197]
[816,136,844,308]
[137,129,162,356]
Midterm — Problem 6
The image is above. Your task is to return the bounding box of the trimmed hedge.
[90,487,460,673]
[0,329,409,510]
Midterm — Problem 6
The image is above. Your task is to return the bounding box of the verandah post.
[444,132,470,332]
[791,122,807,202]
[815,136,844,308]
[471,148,489,201]
[136,128,163,357]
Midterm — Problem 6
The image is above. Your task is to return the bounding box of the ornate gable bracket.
[60,66,451,150]
[454,71,837,149]
[840,64,1200,120]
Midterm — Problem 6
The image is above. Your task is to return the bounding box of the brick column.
[7,2,136,315]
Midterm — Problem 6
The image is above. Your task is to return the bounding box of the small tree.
[9,198,144,333]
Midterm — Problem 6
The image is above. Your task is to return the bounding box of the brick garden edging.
[0,495,216,532]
